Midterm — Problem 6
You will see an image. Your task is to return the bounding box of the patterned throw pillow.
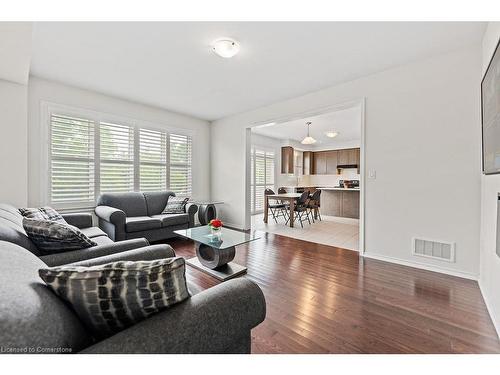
[19,206,67,224]
[162,197,189,214]
[39,258,190,338]
[23,218,97,254]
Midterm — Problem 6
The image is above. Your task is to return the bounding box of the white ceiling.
[252,105,361,147]
[30,22,486,121]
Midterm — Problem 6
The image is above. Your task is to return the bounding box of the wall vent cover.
[412,237,455,262]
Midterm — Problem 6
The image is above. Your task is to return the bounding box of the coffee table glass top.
[174,226,260,250]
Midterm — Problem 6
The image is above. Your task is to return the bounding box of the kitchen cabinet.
[281,146,294,174]
[303,151,313,175]
[325,150,339,174]
[312,152,327,175]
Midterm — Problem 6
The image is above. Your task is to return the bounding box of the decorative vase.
[210,226,222,240]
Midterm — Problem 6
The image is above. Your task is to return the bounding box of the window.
[250,147,275,214]
[99,122,134,193]
[48,108,193,209]
[140,128,167,192]
[49,114,95,206]
[169,133,192,196]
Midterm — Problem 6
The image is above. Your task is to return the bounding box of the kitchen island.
[319,187,360,219]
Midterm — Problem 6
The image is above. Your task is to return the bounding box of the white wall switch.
[368,170,377,179]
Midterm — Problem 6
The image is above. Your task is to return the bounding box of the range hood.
[337,164,358,169]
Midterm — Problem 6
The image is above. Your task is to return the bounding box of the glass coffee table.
[174,226,260,281]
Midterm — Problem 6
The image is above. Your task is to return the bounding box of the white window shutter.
[99,122,134,193]
[169,133,192,196]
[49,114,95,207]
[140,128,167,192]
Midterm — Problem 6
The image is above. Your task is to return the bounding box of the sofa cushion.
[144,191,176,216]
[91,235,114,246]
[23,218,97,254]
[19,207,66,224]
[162,197,189,214]
[80,226,109,239]
[97,192,148,217]
[125,216,162,233]
[151,213,189,227]
[0,203,40,255]
[39,257,190,339]
[0,240,92,352]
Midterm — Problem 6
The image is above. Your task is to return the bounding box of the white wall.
[0,79,28,206]
[28,77,211,206]
[212,45,482,278]
[479,22,500,337]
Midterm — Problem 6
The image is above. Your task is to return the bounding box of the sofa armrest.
[82,278,266,354]
[95,205,126,241]
[39,238,150,267]
[185,203,198,228]
[62,213,93,229]
[68,244,175,266]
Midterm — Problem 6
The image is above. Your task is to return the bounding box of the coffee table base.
[186,257,247,281]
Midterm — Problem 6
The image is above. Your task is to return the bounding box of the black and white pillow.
[39,257,190,338]
[162,196,189,214]
[19,206,66,224]
[23,218,97,254]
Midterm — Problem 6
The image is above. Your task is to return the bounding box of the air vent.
[412,237,455,262]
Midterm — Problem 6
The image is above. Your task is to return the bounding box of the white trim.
[362,251,478,281]
[478,279,500,339]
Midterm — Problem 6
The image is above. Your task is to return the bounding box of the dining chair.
[264,188,287,223]
[285,191,312,228]
[307,189,322,222]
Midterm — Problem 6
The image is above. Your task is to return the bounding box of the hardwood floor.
[166,233,500,354]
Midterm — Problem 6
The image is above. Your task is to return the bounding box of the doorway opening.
[245,100,365,252]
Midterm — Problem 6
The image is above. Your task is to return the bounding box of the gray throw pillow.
[23,218,97,254]
[39,257,190,339]
[19,206,67,224]
[162,197,189,214]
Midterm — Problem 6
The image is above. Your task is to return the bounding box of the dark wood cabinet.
[281,146,294,174]
[312,152,327,175]
[325,150,339,175]
[303,151,313,175]
[337,149,349,165]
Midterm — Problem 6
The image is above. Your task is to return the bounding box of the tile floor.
[251,213,360,251]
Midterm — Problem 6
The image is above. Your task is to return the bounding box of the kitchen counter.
[318,187,360,191]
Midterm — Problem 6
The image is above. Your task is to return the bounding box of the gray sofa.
[0,203,152,266]
[0,203,267,353]
[95,191,198,242]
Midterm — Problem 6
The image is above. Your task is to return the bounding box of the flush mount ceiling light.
[325,131,339,138]
[301,122,316,145]
[212,38,240,58]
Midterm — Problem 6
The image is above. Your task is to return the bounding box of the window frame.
[250,146,276,215]
[41,102,195,210]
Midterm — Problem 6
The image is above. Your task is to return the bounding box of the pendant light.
[301,122,316,145]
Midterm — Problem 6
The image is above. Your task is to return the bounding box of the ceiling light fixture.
[301,122,316,145]
[325,131,339,138]
[212,38,240,58]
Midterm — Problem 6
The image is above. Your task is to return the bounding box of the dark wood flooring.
[167,232,500,354]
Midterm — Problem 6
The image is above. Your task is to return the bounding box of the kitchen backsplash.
[278,168,360,187]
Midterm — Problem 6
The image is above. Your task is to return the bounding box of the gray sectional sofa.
[95,191,198,242]
[0,203,152,266]
[0,202,267,353]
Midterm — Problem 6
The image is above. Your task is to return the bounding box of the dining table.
[263,192,303,228]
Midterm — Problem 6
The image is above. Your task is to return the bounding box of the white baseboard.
[478,279,500,340]
[362,252,478,281]
[223,222,246,231]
